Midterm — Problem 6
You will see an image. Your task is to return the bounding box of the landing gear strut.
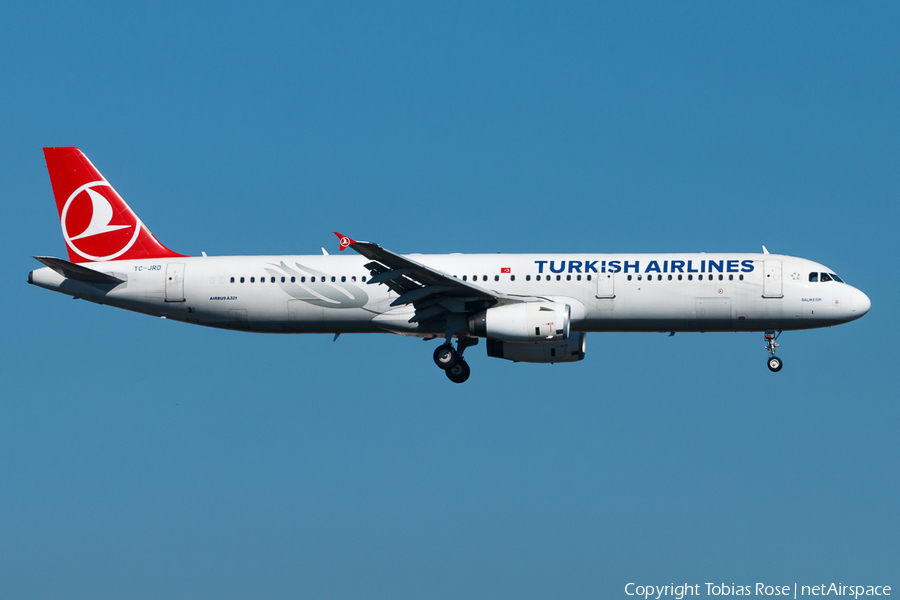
[765,330,783,372]
[433,337,478,383]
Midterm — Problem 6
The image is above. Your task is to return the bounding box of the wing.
[334,232,510,332]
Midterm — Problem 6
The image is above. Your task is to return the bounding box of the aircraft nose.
[853,287,871,318]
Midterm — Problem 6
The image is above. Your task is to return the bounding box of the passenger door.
[165,263,185,302]
[763,260,783,298]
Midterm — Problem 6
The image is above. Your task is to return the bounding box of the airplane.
[29,147,871,383]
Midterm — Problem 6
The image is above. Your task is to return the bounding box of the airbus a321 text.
[29,148,871,383]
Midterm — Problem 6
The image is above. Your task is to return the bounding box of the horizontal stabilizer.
[34,256,126,284]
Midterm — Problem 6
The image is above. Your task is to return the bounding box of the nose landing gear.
[764,330,783,372]
[433,337,478,383]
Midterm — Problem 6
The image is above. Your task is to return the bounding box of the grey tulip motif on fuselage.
[265,261,370,308]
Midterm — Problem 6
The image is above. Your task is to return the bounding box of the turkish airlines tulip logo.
[61,181,141,261]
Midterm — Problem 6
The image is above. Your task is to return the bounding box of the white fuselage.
[29,252,870,335]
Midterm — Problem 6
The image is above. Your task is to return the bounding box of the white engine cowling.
[469,301,570,342]
[486,332,586,363]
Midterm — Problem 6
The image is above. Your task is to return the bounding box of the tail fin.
[43,147,184,262]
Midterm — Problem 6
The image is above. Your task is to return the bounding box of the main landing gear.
[765,330,783,372]
[433,337,478,383]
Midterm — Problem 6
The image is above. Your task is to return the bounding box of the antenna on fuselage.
[762,245,770,254]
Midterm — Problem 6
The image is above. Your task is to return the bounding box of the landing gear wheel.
[433,344,458,370]
[763,330,783,373]
[446,360,470,383]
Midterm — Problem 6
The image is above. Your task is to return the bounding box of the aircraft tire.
[767,356,783,372]
[446,360,470,383]
[433,344,458,370]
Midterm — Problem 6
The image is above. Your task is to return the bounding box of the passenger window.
[341,276,346,282]
[281,277,285,283]
[230,277,235,283]
[511,275,516,281]
[483,275,488,281]
[240,277,245,283]
[351,276,356,282]
[587,275,592,281]
[739,274,744,280]
[627,275,632,281]
[577,275,581,281]
[718,274,723,281]
[688,275,692,280]
[820,273,832,282]
[729,274,733,281]
[495,275,499,281]
[250,277,255,283]
[463,275,467,281]
[667,275,672,280]
[331,276,336,282]
[301,277,306,283]
[566,275,571,281]
[271,277,276,283]
[291,276,296,283]
[658,275,662,281]
[526,275,531,281]
[556,275,561,281]
[637,275,642,281]
[678,275,682,280]
[362,276,367,282]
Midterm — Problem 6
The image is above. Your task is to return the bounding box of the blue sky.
[2,3,897,598]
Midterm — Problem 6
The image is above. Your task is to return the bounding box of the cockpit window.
[830,273,844,283]
[809,273,818,282]
[820,273,832,283]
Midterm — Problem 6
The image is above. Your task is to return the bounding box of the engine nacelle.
[468,301,570,342]
[486,333,586,364]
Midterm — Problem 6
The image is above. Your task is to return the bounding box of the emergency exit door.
[596,273,615,298]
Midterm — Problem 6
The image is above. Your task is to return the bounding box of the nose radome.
[854,288,871,317]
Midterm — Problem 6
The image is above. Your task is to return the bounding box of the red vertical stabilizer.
[43,147,184,262]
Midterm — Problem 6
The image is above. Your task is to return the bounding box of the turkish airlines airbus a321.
[29,148,871,383]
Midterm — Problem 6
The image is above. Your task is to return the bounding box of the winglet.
[334,232,357,252]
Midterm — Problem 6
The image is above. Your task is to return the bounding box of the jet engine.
[468,301,570,342]
[486,332,586,364]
